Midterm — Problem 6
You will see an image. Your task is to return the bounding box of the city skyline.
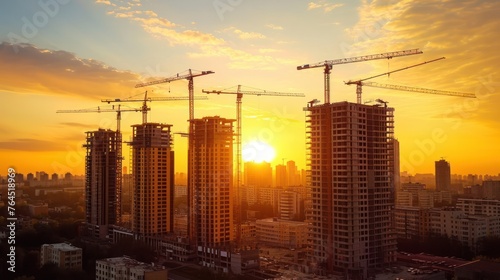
[1,1,500,176]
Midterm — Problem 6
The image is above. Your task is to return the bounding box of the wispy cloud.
[266,24,283,30]
[345,0,500,126]
[0,138,64,151]
[224,27,266,40]
[95,0,115,6]
[95,1,295,69]
[308,1,344,12]
[0,42,140,99]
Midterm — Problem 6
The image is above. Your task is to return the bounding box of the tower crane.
[135,69,214,121]
[56,104,143,132]
[101,91,208,124]
[202,85,304,241]
[345,57,446,103]
[360,81,476,98]
[297,48,423,104]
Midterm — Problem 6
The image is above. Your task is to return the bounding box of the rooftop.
[43,243,81,252]
[97,256,165,271]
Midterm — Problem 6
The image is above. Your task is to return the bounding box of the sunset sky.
[1,0,499,177]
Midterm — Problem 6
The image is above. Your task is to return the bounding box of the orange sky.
[1,0,499,177]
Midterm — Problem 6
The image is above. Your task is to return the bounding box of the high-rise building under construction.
[84,129,122,238]
[305,101,397,279]
[188,116,235,271]
[129,123,174,236]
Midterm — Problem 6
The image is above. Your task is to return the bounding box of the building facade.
[188,116,235,272]
[129,123,174,236]
[256,218,308,249]
[457,198,500,216]
[429,208,500,253]
[435,159,451,191]
[84,129,122,238]
[305,101,397,278]
[96,256,167,280]
[40,243,82,270]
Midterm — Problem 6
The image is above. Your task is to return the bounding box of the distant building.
[278,190,302,220]
[429,208,500,253]
[435,159,451,191]
[14,173,24,183]
[95,256,167,280]
[27,173,34,181]
[286,160,299,186]
[256,218,308,249]
[457,198,500,216]
[175,185,187,197]
[394,206,430,239]
[64,172,72,181]
[483,180,500,200]
[275,164,287,187]
[40,243,82,270]
[244,161,272,187]
[51,173,58,181]
[39,171,49,181]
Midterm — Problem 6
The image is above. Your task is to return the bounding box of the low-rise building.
[457,198,500,216]
[394,206,430,239]
[256,218,308,249]
[40,243,82,270]
[95,256,167,280]
[429,208,500,253]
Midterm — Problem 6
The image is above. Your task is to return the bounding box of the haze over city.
[0,0,499,177]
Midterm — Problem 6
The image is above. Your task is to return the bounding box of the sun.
[242,140,276,163]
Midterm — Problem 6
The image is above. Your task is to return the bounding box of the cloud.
[266,24,284,30]
[308,1,344,12]
[258,48,280,54]
[58,122,101,129]
[96,1,296,69]
[187,45,297,70]
[344,0,500,128]
[95,0,115,6]
[0,138,64,151]
[224,27,266,40]
[0,42,140,99]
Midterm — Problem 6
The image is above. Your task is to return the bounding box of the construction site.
[55,48,477,280]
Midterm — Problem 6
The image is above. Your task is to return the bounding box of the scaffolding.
[83,129,122,238]
[305,101,397,278]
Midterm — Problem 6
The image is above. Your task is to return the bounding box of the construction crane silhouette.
[345,57,446,103]
[101,91,208,124]
[135,69,214,121]
[202,85,304,242]
[297,48,423,104]
[360,81,476,98]
[56,104,143,132]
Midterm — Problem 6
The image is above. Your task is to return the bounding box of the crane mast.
[345,57,446,103]
[297,48,423,104]
[202,85,304,245]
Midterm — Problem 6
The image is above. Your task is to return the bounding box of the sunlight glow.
[242,140,275,163]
